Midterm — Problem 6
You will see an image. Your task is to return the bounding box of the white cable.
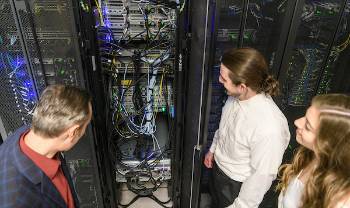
[151,134,165,177]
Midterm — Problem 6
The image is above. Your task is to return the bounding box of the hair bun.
[265,75,274,83]
[262,75,279,96]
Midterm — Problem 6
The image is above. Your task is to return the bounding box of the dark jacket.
[0,126,79,208]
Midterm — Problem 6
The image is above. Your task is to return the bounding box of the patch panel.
[112,80,173,114]
[101,48,174,73]
[108,59,172,73]
[102,0,176,40]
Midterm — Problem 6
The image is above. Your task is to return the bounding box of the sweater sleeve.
[209,130,219,153]
[226,172,275,208]
[209,96,234,153]
[226,128,290,208]
[250,127,290,175]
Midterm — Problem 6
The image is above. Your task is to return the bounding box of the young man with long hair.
[204,48,290,208]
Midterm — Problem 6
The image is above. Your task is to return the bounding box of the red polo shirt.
[19,131,75,208]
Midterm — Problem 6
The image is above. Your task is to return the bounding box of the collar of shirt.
[19,131,61,179]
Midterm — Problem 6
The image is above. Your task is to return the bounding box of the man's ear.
[66,124,80,142]
[238,83,248,93]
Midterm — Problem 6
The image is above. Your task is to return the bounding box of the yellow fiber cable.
[337,34,350,52]
[159,73,164,97]
[94,0,105,25]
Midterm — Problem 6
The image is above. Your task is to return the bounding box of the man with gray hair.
[0,85,92,208]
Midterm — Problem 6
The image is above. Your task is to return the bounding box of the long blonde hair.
[277,94,350,208]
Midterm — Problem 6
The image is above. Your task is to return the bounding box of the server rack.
[0,0,191,207]
[204,0,294,163]
[0,0,114,207]
[188,0,350,207]
[0,0,40,139]
[91,0,185,207]
[191,1,296,207]
[327,2,350,93]
[2,0,350,207]
[277,0,350,155]
[319,2,350,94]
[177,0,216,206]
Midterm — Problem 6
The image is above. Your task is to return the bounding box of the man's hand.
[204,151,214,168]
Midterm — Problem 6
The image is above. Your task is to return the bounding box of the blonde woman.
[277,94,350,208]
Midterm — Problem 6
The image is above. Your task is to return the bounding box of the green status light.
[229,34,237,40]
[162,107,166,112]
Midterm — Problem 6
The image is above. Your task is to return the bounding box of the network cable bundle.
[94,0,177,206]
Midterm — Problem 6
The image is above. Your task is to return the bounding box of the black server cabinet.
[326,2,350,94]
[0,0,203,207]
[204,0,292,158]
[194,1,294,208]
[92,0,182,207]
[278,0,350,154]
[241,0,291,69]
[2,0,350,207]
[279,0,348,108]
[179,0,350,207]
[0,0,114,207]
[0,0,41,139]
[176,0,217,207]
